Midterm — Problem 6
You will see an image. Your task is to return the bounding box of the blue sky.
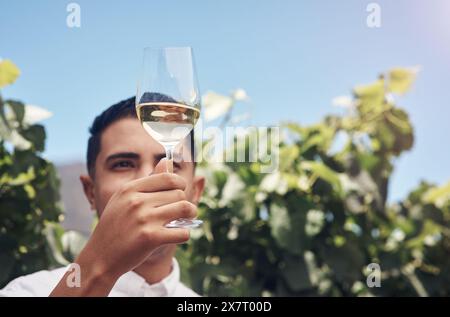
[1,0,450,202]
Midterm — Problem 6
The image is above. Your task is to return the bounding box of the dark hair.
[86,93,195,177]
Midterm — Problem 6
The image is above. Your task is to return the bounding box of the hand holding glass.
[136,47,202,229]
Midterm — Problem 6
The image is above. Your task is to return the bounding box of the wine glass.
[136,47,202,229]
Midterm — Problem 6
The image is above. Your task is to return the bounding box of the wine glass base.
[165,219,203,229]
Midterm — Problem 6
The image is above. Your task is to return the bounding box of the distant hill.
[56,162,94,236]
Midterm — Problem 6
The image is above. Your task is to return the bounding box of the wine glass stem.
[165,145,174,173]
[162,144,203,229]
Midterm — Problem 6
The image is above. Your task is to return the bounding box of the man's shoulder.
[0,266,68,297]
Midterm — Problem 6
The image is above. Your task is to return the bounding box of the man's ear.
[191,175,205,205]
[80,174,96,211]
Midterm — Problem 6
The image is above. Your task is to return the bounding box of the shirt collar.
[114,258,180,297]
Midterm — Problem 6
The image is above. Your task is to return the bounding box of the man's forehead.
[99,117,164,158]
[97,116,193,164]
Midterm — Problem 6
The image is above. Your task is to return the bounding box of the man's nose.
[138,163,155,177]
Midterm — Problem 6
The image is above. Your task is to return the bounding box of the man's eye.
[173,162,182,171]
[111,161,135,170]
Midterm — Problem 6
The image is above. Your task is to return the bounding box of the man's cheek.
[94,185,119,215]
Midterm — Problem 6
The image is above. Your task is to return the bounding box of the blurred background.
[1,0,450,296]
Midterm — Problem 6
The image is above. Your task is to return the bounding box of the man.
[0,95,205,296]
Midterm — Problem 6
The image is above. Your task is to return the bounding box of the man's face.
[80,117,204,259]
[89,117,202,215]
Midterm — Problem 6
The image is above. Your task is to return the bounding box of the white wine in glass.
[136,102,200,149]
[136,47,202,229]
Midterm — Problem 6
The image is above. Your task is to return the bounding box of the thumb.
[152,158,170,175]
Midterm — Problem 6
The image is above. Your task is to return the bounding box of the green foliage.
[178,67,450,296]
[0,60,64,288]
[0,60,20,88]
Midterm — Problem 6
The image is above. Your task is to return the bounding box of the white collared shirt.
[0,258,199,297]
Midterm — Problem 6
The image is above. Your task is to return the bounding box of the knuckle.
[180,201,196,218]
[180,200,190,211]
[128,194,142,209]
[135,211,147,225]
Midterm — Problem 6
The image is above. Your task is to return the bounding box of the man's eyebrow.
[105,152,140,163]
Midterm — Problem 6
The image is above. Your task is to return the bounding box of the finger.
[152,158,169,175]
[153,200,197,224]
[159,227,190,244]
[125,173,187,193]
[136,189,186,208]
